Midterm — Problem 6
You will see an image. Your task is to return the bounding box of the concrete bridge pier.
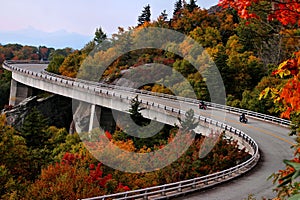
[88,104,116,133]
[9,79,33,106]
[73,102,116,134]
[89,104,98,132]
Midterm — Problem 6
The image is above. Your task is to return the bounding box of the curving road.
[4,62,295,200]
[179,107,294,200]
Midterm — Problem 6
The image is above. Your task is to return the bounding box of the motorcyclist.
[241,113,246,120]
[240,113,247,123]
[199,101,206,109]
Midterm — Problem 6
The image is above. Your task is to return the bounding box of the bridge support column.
[89,104,99,132]
[88,105,117,133]
[9,79,33,106]
[73,103,116,134]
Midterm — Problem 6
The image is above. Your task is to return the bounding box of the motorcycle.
[198,102,207,110]
[239,114,248,123]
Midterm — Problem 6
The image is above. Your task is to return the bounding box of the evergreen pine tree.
[173,0,183,17]
[159,10,168,21]
[137,4,151,26]
[186,0,198,12]
[94,27,107,45]
[178,109,198,132]
[20,107,49,148]
[128,95,149,126]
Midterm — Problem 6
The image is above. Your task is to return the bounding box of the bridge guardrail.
[3,60,261,199]
[21,61,289,127]
[4,60,50,65]
[5,61,287,130]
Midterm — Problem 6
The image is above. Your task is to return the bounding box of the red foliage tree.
[218,0,300,26]
[25,152,130,199]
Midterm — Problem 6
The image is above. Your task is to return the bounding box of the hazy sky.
[1,0,219,36]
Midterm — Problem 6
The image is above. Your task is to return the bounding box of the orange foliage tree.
[218,0,300,26]
[260,51,300,120]
[59,50,87,78]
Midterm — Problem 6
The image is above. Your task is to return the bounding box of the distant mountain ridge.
[0,27,92,49]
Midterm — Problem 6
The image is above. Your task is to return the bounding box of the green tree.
[211,44,231,93]
[20,107,49,148]
[128,95,149,126]
[137,4,151,26]
[224,35,266,98]
[47,54,65,74]
[178,109,198,132]
[0,115,29,198]
[0,165,14,198]
[51,131,82,161]
[173,59,197,78]
[240,76,283,115]
[47,47,73,73]
[94,27,107,45]
[186,0,198,12]
[0,70,11,108]
[173,0,183,17]
[189,26,222,48]
[48,47,73,61]
[159,10,168,21]
[155,10,169,28]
